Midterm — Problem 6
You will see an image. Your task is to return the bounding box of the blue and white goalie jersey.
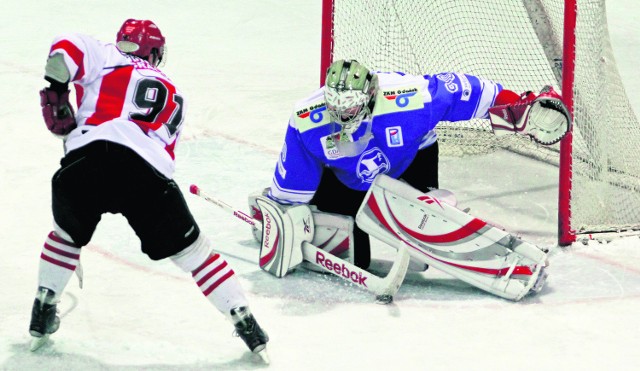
[269,72,503,204]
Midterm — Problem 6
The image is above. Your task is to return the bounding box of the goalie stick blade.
[375,294,393,305]
[301,242,410,303]
[377,244,410,298]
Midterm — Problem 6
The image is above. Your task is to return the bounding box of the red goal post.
[320,0,640,245]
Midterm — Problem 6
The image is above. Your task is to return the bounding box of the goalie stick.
[189,184,411,303]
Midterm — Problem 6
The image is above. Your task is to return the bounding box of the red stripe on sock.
[202,270,235,297]
[192,254,220,276]
[41,252,76,271]
[44,242,80,259]
[196,261,229,288]
[48,231,78,247]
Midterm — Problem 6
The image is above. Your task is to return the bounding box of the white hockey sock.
[192,254,249,315]
[171,234,249,315]
[38,231,81,297]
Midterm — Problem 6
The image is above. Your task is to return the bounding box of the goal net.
[321,0,640,244]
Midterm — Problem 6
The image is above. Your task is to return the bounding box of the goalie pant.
[356,174,549,301]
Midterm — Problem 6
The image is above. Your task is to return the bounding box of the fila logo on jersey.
[357,148,390,183]
[385,126,403,147]
[383,88,418,108]
[297,103,327,123]
[417,195,444,210]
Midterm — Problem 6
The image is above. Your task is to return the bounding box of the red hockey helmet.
[116,19,166,66]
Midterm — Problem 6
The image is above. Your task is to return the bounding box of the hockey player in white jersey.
[30,19,268,356]
[248,59,570,301]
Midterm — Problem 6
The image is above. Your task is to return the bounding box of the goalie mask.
[116,19,166,67]
[324,59,378,157]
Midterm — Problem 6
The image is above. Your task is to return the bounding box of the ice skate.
[230,306,269,362]
[29,287,60,351]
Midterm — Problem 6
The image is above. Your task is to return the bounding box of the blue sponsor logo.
[296,104,327,124]
[357,148,390,183]
[383,90,417,108]
[310,106,327,123]
[395,91,417,108]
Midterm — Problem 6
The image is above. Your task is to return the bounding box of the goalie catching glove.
[489,85,571,145]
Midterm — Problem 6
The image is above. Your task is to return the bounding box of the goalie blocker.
[356,175,549,301]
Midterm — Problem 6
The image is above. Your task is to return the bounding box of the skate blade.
[255,348,270,364]
[30,335,49,351]
[531,267,548,293]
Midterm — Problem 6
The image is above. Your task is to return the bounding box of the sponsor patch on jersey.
[375,86,423,115]
[385,126,403,147]
[320,133,349,160]
[357,148,390,183]
[293,100,330,133]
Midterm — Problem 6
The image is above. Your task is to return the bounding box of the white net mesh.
[329,0,640,235]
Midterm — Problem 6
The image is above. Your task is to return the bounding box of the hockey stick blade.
[189,184,410,301]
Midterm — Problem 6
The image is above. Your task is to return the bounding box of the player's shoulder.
[51,32,106,51]
[375,71,429,90]
[373,72,429,115]
[50,32,124,65]
[290,87,331,133]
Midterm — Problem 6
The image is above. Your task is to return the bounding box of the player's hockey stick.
[189,184,410,303]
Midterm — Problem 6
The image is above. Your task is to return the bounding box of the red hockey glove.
[40,88,77,136]
[489,86,571,145]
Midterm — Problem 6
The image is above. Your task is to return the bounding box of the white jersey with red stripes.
[48,33,186,178]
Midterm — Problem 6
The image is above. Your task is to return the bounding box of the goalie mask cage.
[320,0,640,246]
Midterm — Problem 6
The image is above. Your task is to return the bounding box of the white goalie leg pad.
[311,212,354,262]
[256,196,314,278]
[301,211,355,273]
[356,175,548,301]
